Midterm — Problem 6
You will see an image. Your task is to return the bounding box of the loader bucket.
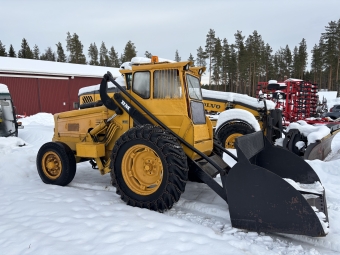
[225,131,328,237]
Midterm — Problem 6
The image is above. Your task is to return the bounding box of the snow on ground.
[1,113,340,254]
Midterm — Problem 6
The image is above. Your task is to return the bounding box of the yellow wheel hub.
[122,144,163,196]
[225,133,243,149]
[41,151,62,180]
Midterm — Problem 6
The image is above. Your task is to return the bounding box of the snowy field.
[1,113,340,255]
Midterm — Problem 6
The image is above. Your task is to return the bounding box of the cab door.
[185,74,206,125]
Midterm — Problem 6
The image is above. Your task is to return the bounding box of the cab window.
[154,69,182,99]
[186,74,202,100]
[133,72,150,99]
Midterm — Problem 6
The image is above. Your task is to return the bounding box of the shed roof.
[0,56,121,78]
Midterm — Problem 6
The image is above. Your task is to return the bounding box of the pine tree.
[298,38,308,79]
[229,45,238,92]
[311,43,322,85]
[205,29,216,88]
[234,30,246,93]
[121,40,137,63]
[88,42,99,65]
[99,42,110,66]
[292,46,299,78]
[40,47,56,61]
[174,50,181,62]
[145,51,152,58]
[188,53,195,66]
[18,38,33,59]
[321,21,339,90]
[8,44,16,57]
[66,32,86,64]
[33,44,40,59]
[56,42,67,62]
[0,40,7,56]
[221,38,231,91]
[261,43,273,83]
[283,45,293,78]
[336,19,340,92]
[211,38,222,90]
[245,30,263,96]
[109,46,119,67]
[196,46,207,67]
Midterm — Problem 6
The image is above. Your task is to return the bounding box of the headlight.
[183,64,190,71]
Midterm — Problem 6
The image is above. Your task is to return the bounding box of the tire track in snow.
[66,174,340,254]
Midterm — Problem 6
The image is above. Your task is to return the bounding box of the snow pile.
[78,81,114,95]
[286,120,331,145]
[78,75,127,96]
[19,112,54,126]
[0,56,121,78]
[131,57,176,65]
[0,137,26,154]
[283,179,324,194]
[0,83,10,93]
[215,109,261,131]
[202,89,276,110]
[327,97,340,111]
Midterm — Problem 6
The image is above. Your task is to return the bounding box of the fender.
[215,109,261,135]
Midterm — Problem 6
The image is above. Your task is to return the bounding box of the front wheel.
[216,121,255,149]
[36,142,76,186]
[111,125,188,212]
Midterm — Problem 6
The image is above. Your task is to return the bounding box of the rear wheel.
[36,142,76,186]
[217,121,255,149]
[111,125,188,212]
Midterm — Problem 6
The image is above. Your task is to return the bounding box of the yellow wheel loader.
[37,57,329,237]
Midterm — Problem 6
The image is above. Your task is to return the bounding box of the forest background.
[1,19,340,97]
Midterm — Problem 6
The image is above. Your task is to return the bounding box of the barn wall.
[0,77,40,115]
[0,75,103,115]
[38,79,70,114]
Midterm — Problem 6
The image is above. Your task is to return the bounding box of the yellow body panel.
[203,99,227,113]
[76,142,105,158]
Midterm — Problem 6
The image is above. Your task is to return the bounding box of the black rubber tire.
[110,125,188,212]
[36,142,76,186]
[216,121,255,149]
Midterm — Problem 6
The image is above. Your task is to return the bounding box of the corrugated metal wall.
[38,79,69,114]
[0,77,40,115]
[0,75,102,115]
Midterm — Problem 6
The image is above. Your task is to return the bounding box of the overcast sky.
[1,0,339,69]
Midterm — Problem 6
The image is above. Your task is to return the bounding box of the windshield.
[186,74,202,100]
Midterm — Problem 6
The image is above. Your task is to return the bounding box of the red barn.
[0,57,120,115]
